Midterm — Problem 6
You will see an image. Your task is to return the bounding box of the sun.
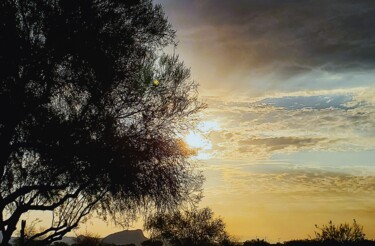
[183,120,220,160]
[184,132,212,150]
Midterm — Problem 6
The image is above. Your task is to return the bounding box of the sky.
[4,1,375,244]
[41,0,375,242]
[148,0,375,242]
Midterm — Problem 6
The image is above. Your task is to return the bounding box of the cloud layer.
[201,158,375,241]
[192,88,375,240]
[200,88,375,160]
[157,0,375,96]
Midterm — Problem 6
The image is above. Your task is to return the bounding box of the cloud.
[198,156,375,241]
[256,94,355,110]
[157,0,375,97]
[200,88,375,159]
[176,0,375,69]
[202,159,375,198]
[194,88,375,241]
[238,136,329,153]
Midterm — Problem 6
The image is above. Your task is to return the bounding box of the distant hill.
[56,236,76,245]
[102,229,148,246]
[1,229,148,246]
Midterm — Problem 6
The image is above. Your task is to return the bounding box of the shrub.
[73,233,101,246]
[314,220,366,243]
[142,239,164,246]
[243,239,270,246]
[145,207,229,246]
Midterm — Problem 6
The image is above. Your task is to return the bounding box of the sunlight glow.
[184,132,212,150]
[183,120,221,160]
[197,121,221,133]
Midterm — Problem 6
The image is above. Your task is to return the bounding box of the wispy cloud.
[201,158,375,241]
[201,88,375,159]
[204,160,375,195]
[238,136,331,153]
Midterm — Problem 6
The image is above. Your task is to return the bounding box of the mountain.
[101,229,148,246]
[1,230,148,246]
[56,236,76,245]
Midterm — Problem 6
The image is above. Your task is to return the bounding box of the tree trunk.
[1,232,11,246]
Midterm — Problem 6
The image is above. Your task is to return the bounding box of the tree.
[0,0,204,245]
[144,207,229,246]
[314,220,366,243]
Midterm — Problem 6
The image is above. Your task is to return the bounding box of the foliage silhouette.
[243,239,271,246]
[221,237,240,246]
[141,240,163,246]
[52,243,69,246]
[283,239,375,246]
[0,0,204,245]
[314,220,366,243]
[144,207,229,246]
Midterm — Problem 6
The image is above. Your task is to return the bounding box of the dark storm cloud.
[157,0,375,82]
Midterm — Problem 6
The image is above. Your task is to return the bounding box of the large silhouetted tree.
[0,0,204,245]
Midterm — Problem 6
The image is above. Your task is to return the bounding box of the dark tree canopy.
[0,0,204,245]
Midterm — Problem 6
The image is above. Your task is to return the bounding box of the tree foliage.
[73,233,101,246]
[144,207,229,246]
[243,239,270,246]
[141,240,163,246]
[314,220,366,243]
[0,0,204,245]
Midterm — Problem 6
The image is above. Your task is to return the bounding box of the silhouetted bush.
[142,239,164,246]
[13,237,44,246]
[53,242,70,246]
[243,239,270,246]
[283,239,375,246]
[283,239,320,246]
[145,207,229,246]
[314,220,366,243]
[221,237,241,246]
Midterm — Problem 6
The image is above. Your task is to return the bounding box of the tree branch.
[29,190,108,245]
[0,184,68,209]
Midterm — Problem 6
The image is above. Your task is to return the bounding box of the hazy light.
[197,121,221,133]
[182,120,220,160]
[184,132,212,150]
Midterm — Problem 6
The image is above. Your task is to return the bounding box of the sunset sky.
[71,0,375,242]
[153,0,375,242]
